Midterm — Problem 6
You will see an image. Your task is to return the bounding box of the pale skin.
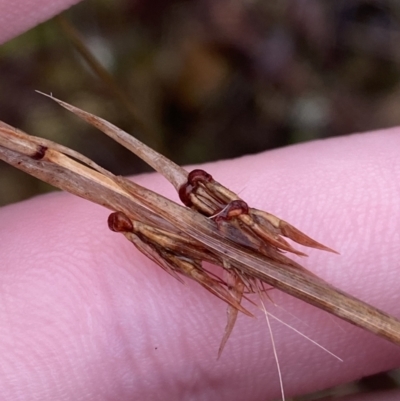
[1,1,400,400]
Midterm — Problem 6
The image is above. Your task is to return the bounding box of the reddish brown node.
[108,211,133,232]
[214,200,249,225]
[178,169,213,207]
[178,183,193,207]
[187,169,213,185]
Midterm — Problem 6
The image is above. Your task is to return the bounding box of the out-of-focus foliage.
[1,0,400,205]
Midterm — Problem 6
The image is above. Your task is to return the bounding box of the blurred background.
[2,0,400,206]
[1,0,400,399]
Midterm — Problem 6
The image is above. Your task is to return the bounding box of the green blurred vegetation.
[1,0,400,207]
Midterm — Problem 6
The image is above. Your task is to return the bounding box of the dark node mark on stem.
[213,200,249,226]
[31,145,48,160]
[108,211,133,232]
[178,169,213,206]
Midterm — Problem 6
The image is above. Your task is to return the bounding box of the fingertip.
[0,0,82,44]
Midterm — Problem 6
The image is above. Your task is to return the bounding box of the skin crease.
[1,2,400,400]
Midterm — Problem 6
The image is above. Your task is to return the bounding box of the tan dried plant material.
[0,93,400,359]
